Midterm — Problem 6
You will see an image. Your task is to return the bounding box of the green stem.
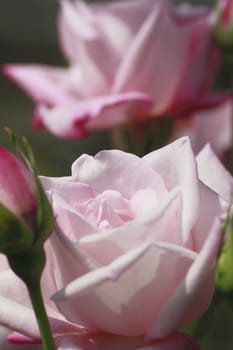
[110,126,129,151]
[27,282,56,350]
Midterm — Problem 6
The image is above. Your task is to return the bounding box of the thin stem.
[110,125,129,151]
[27,282,56,350]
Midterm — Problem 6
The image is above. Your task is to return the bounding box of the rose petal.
[0,328,41,350]
[72,149,166,199]
[49,223,99,290]
[58,0,114,92]
[112,1,215,115]
[51,183,99,238]
[197,143,233,202]
[55,331,200,350]
[34,92,153,139]
[52,242,196,336]
[191,180,222,252]
[79,188,182,264]
[146,218,222,339]
[2,64,75,105]
[8,332,41,345]
[143,137,199,243]
[171,98,232,155]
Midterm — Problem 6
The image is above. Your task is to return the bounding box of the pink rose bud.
[0,146,38,254]
[0,146,37,225]
[215,0,233,51]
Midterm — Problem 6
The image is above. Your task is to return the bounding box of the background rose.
[0,137,231,349]
[4,0,223,139]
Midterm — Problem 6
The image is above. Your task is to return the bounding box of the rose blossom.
[0,137,231,349]
[3,0,223,139]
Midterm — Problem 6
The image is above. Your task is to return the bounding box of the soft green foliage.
[215,17,233,54]
[215,215,233,292]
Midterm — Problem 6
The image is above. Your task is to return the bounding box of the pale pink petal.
[171,98,232,156]
[34,93,152,139]
[0,295,39,338]
[79,188,182,264]
[50,183,99,238]
[52,242,195,336]
[0,247,82,337]
[0,295,81,341]
[57,333,146,350]
[2,64,75,105]
[40,175,73,192]
[1,328,41,350]
[146,218,222,340]
[139,332,201,350]
[55,331,200,350]
[58,0,113,92]
[49,223,99,291]
[0,254,10,272]
[1,249,57,322]
[169,9,219,113]
[71,149,166,199]
[8,332,41,345]
[58,0,98,63]
[112,2,215,115]
[191,181,221,252]
[112,1,169,101]
[171,92,231,116]
[59,0,159,85]
[143,137,200,243]
[93,0,157,35]
[197,143,233,202]
[92,0,157,61]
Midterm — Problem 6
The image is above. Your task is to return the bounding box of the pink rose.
[171,98,233,158]
[0,137,230,349]
[3,0,222,139]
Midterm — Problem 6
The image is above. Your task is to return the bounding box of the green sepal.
[0,203,34,255]
[34,175,54,246]
[7,246,45,287]
[22,137,54,245]
[215,215,233,293]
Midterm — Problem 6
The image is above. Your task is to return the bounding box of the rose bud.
[0,142,54,259]
[0,146,37,254]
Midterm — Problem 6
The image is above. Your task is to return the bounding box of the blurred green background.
[1,1,233,349]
